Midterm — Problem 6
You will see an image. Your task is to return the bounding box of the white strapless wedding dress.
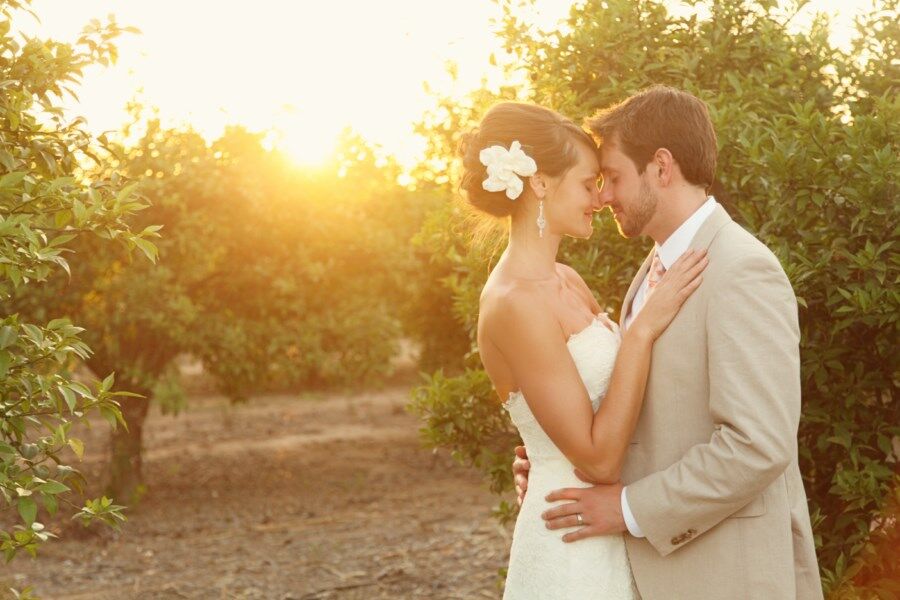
[502,315,638,599]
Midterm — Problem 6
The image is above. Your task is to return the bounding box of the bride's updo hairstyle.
[458,102,597,218]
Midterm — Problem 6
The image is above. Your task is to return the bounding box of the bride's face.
[543,141,602,240]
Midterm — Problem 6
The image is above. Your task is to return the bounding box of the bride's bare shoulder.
[479,278,551,339]
[480,279,540,316]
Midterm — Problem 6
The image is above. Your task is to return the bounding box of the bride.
[461,102,707,599]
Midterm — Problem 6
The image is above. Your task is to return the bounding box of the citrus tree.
[12,108,437,502]
[0,2,159,595]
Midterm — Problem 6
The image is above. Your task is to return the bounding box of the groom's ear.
[653,148,675,187]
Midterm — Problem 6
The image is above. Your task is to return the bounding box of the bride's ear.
[528,172,549,199]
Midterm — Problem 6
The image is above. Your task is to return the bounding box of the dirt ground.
[0,381,512,599]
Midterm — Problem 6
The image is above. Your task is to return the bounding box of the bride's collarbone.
[482,276,602,344]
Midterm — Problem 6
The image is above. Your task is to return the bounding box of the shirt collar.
[655,196,718,270]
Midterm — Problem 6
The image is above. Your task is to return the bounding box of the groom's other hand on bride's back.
[512,445,530,506]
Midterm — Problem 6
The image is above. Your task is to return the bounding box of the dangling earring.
[536,199,546,238]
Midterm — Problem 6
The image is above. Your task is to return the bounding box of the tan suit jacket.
[619,205,822,599]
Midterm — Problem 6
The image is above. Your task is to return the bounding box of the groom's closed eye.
[598,171,619,188]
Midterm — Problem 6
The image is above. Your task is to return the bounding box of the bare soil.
[0,383,511,599]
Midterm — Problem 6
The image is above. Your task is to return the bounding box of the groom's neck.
[647,187,709,245]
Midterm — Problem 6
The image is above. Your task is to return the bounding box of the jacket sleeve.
[625,250,801,556]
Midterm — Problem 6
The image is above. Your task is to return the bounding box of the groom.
[512,86,822,599]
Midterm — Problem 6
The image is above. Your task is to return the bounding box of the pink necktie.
[646,252,666,293]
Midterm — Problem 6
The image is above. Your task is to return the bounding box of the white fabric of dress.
[502,315,638,600]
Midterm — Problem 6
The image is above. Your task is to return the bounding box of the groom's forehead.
[599,142,629,171]
[598,146,620,171]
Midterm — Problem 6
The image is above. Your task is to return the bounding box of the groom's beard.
[616,177,658,238]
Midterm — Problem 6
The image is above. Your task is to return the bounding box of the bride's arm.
[491,296,653,483]
[491,250,707,483]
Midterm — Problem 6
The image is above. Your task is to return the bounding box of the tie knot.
[647,252,666,288]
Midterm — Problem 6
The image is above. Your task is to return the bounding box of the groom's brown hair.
[587,85,717,192]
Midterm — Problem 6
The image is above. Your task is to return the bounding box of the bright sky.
[17,0,873,168]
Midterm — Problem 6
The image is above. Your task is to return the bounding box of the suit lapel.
[620,250,654,329]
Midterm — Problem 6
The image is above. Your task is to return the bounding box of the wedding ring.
[576,513,584,526]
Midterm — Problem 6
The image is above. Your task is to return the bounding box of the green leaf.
[17,497,37,526]
[60,386,76,412]
[54,209,72,228]
[68,381,93,398]
[0,350,10,379]
[48,233,77,247]
[21,324,43,344]
[99,405,120,430]
[68,438,84,460]
[115,181,140,203]
[0,171,27,189]
[0,149,16,171]
[43,492,58,516]
[36,480,70,495]
[47,176,76,192]
[72,199,86,224]
[46,318,70,330]
[132,236,158,263]
[100,372,115,393]
[0,326,16,349]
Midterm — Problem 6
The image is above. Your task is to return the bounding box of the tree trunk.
[105,388,152,505]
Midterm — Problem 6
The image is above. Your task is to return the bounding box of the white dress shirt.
[620,196,718,537]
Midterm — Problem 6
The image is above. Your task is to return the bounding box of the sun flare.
[17,0,865,171]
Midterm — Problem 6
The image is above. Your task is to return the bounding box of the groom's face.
[598,140,658,238]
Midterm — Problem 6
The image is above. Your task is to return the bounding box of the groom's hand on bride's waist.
[512,445,530,506]
[542,481,627,542]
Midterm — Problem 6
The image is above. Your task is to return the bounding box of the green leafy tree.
[410,0,898,595]
[13,109,435,502]
[0,2,158,595]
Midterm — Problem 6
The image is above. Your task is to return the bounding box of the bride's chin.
[569,229,593,240]
[563,223,594,240]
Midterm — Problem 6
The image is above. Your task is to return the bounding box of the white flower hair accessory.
[479,140,538,200]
